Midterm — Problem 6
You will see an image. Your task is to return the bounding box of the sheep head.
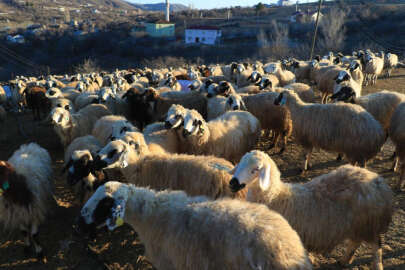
[330,86,356,103]
[247,71,262,84]
[120,132,149,156]
[63,150,95,186]
[182,109,206,138]
[46,87,62,99]
[109,120,138,141]
[0,161,34,207]
[226,94,246,111]
[334,71,351,84]
[95,140,133,170]
[50,107,71,128]
[77,181,129,236]
[229,150,274,193]
[165,104,187,129]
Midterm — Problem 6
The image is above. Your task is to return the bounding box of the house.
[185,26,221,45]
[278,0,294,6]
[145,20,175,37]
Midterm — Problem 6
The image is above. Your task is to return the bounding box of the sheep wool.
[79,182,312,270]
[231,150,393,270]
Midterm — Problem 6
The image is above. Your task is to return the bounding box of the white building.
[278,0,294,6]
[185,26,221,45]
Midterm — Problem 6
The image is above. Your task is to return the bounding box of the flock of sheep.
[0,49,404,270]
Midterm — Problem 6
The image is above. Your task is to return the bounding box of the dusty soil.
[1,69,405,270]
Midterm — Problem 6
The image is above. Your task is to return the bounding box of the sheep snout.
[229,177,245,193]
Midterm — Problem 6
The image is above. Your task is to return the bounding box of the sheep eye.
[107,149,117,159]
[251,168,259,174]
[57,104,62,107]
[175,114,181,119]
[121,126,129,134]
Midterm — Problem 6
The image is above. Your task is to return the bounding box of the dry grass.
[0,68,405,269]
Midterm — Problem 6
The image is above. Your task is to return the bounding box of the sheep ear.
[106,198,127,231]
[258,163,271,191]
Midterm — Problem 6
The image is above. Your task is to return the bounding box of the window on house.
[202,37,206,42]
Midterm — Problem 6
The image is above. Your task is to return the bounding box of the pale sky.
[128,1,283,10]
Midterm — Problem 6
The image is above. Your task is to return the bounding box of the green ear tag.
[3,181,9,191]
[116,217,124,227]
[0,189,3,196]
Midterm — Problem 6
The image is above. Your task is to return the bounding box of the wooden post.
[309,0,323,60]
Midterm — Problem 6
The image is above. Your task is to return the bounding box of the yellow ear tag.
[0,189,3,196]
[116,217,124,227]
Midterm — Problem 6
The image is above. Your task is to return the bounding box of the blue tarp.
[2,85,11,98]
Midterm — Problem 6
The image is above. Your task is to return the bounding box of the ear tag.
[65,116,69,122]
[116,217,124,227]
[106,199,126,231]
[280,96,287,105]
[3,181,10,191]
[199,125,205,134]
[120,151,129,168]
[0,189,3,196]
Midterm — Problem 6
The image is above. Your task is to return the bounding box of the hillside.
[128,2,188,12]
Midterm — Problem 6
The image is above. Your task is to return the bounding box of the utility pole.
[309,0,323,60]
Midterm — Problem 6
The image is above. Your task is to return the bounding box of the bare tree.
[257,21,290,59]
[318,8,347,53]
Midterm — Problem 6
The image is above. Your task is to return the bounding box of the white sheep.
[74,92,99,110]
[333,70,362,100]
[364,55,384,86]
[274,90,385,170]
[92,115,139,145]
[181,109,261,163]
[95,139,246,199]
[50,104,111,147]
[63,135,103,204]
[0,143,54,259]
[331,87,405,134]
[384,53,398,78]
[78,182,312,270]
[230,150,393,270]
[348,60,364,86]
[264,62,296,86]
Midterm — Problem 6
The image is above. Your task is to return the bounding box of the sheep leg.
[339,240,360,266]
[303,151,312,171]
[30,224,44,259]
[392,156,399,172]
[21,229,32,255]
[268,132,280,150]
[398,163,404,191]
[278,131,288,155]
[371,237,383,270]
[336,153,343,161]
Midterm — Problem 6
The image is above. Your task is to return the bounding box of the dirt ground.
[0,69,405,270]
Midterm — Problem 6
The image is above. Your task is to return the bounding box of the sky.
[128,1,285,10]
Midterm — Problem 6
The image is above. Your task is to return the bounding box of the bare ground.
[0,69,405,270]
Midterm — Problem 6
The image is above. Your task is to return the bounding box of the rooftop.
[187,25,220,31]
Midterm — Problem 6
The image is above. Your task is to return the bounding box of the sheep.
[143,88,208,122]
[348,60,364,86]
[384,53,398,78]
[316,66,346,103]
[274,90,385,170]
[236,71,279,94]
[230,150,393,270]
[226,92,292,153]
[180,109,261,164]
[122,88,152,130]
[283,83,315,103]
[98,87,131,119]
[333,70,362,99]
[51,98,75,113]
[63,136,104,204]
[78,182,312,270]
[235,68,254,88]
[22,86,51,120]
[208,81,237,98]
[50,104,111,147]
[0,143,54,259]
[206,96,228,121]
[389,102,405,190]
[290,60,312,83]
[92,115,139,145]
[364,55,384,86]
[94,139,246,200]
[46,87,81,103]
[74,92,99,110]
[264,62,296,86]
[330,87,405,135]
